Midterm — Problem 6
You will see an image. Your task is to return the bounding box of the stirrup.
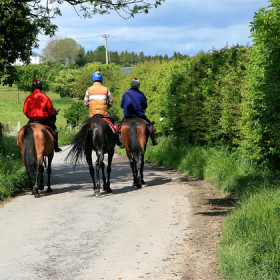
[152,140,158,146]
[55,147,62,152]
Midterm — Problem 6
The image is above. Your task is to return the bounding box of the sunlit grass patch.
[218,189,280,280]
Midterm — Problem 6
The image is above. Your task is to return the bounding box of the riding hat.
[131,78,140,89]
[32,78,42,92]
[92,71,103,82]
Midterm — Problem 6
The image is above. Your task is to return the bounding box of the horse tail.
[129,120,142,154]
[23,125,37,176]
[66,121,92,167]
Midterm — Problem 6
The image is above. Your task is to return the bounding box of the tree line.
[41,38,187,67]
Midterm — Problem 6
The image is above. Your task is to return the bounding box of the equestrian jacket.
[23,89,54,120]
[84,82,113,118]
[121,88,147,117]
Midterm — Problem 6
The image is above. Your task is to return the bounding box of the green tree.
[93,46,106,64]
[0,1,55,85]
[43,38,82,65]
[0,0,164,84]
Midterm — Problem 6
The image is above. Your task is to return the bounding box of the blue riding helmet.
[92,72,103,82]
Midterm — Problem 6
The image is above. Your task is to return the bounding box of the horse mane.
[129,119,142,154]
[23,125,36,176]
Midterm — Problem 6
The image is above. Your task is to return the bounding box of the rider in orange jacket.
[23,78,62,152]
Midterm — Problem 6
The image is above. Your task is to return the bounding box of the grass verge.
[0,135,28,201]
[144,136,280,280]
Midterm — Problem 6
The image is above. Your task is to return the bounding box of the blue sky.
[36,0,268,57]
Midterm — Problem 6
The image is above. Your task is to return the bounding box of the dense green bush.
[64,101,88,127]
[239,0,280,166]
[14,63,64,92]
[52,68,80,98]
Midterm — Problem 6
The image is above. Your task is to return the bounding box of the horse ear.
[55,108,60,114]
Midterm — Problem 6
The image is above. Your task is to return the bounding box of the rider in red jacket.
[23,78,62,152]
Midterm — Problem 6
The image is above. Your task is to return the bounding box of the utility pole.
[101,34,110,65]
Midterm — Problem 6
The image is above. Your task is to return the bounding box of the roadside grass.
[218,189,280,280]
[0,135,28,201]
[145,136,280,280]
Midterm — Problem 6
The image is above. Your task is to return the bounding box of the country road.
[0,146,227,280]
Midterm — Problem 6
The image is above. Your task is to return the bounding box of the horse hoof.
[141,180,146,185]
[106,187,112,193]
[29,190,34,195]
[95,191,100,197]
[47,187,53,193]
[34,193,40,198]
[38,185,44,191]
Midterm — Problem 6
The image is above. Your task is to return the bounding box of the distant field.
[0,86,74,128]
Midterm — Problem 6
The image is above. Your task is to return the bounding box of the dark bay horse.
[66,116,116,197]
[17,110,59,198]
[121,117,148,188]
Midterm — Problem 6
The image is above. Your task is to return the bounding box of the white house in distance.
[13,51,42,66]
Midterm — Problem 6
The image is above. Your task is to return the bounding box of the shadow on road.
[39,160,173,198]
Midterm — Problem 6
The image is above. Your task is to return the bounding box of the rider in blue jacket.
[121,78,158,146]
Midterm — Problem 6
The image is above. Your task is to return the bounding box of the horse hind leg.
[46,153,53,193]
[33,164,44,198]
[140,154,145,185]
[135,154,142,188]
[86,151,97,195]
[130,157,140,188]
[104,150,114,193]
[94,151,104,197]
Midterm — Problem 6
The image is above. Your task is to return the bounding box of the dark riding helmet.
[32,78,42,92]
[131,78,140,89]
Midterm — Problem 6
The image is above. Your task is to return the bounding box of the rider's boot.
[54,133,62,152]
[116,130,124,148]
[150,132,158,146]
[148,124,158,146]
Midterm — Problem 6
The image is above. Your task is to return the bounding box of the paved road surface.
[0,146,192,280]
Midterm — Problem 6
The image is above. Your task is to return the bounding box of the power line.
[39,34,106,42]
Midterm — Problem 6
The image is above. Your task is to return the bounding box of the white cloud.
[36,0,267,56]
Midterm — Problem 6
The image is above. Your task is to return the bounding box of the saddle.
[43,125,57,142]
[123,117,152,135]
[28,120,57,142]
[93,115,117,133]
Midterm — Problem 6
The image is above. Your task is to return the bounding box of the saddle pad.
[102,118,117,133]
[43,125,57,142]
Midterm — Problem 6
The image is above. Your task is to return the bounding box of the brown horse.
[17,110,59,198]
[121,117,148,188]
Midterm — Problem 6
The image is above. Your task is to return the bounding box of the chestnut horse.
[17,110,59,198]
[121,117,148,188]
[66,116,116,197]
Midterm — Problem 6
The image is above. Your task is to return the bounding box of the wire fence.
[0,86,28,103]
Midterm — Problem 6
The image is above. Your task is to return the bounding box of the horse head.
[51,108,60,124]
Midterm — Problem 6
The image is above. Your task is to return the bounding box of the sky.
[36,0,269,57]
